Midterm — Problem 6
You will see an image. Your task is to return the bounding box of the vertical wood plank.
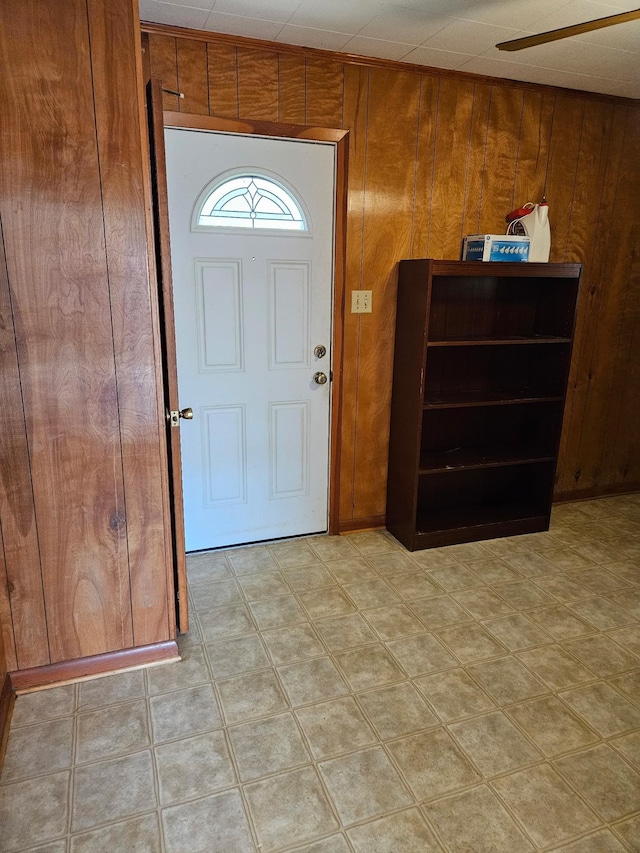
[353,67,422,518]
[305,57,344,127]
[0,507,18,672]
[513,91,555,206]
[411,75,439,259]
[237,47,278,120]
[460,82,491,240]
[0,0,133,662]
[0,218,48,669]
[339,64,369,522]
[177,38,209,115]
[207,42,238,118]
[278,54,305,124]
[427,77,475,259]
[88,0,171,646]
[147,33,179,111]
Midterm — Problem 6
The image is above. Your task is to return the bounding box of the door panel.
[164,129,336,550]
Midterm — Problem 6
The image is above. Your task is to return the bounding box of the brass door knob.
[179,407,193,419]
[313,372,328,385]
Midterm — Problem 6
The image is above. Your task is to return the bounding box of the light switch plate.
[351,290,372,313]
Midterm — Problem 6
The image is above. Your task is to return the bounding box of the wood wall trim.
[141,21,639,106]
[554,483,640,503]
[0,673,15,773]
[161,112,348,535]
[339,515,386,533]
[9,640,179,693]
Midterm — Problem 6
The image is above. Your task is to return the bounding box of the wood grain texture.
[0,672,15,774]
[0,218,47,670]
[146,28,640,525]
[147,33,179,111]
[88,0,171,647]
[237,47,278,120]
[207,42,238,118]
[177,38,209,115]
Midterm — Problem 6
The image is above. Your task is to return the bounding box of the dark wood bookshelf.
[386,260,581,551]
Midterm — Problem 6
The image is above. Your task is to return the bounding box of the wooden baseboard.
[554,483,640,503]
[0,673,16,772]
[10,640,179,693]
[339,515,386,533]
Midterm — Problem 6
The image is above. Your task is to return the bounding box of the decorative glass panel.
[196,175,308,231]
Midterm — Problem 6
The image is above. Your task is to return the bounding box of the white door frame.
[163,111,349,536]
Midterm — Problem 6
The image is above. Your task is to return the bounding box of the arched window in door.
[193,173,308,231]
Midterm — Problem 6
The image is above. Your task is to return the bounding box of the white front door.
[164,129,335,551]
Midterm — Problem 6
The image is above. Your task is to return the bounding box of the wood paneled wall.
[145,27,640,528]
[0,0,174,674]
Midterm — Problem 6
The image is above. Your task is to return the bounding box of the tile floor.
[2,494,640,852]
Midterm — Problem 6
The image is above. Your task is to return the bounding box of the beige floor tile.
[1,718,73,782]
[162,788,255,853]
[387,728,481,799]
[610,670,640,703]
[191,577,243,610]
[482,613,553,651]
[516,644,596,690]
[298,586,356,619]
[409,595,472,630]
[555,743,640,822]
[502,550,558,576]
[568,566,633,594]
[70,814,162,853]
[575,541,627,564]
[449,710,542,776]
[452,588,515,620]
[295,696,377,759]
[610,730,640,770]
[386,570,442,600]
[357,681,438,740]
[348,530,400,555]
[527,603,595,640]
[538,547,597,571]
[150,684,221,741]
[245,766,339,851]
[362,603,428,640]
[155,729,236,804]
[76,700,149,764]
[563,634,639,677]
[283,564,337,590]
[261,622,326,665]
[227,544,278,574]
[23,842,68,853]
[607,561,640,586]
[507,695,599,757]
[205,633,271,679]
[410,548,458,569]
[313,612,378,651]
[609,589,640,620]
[436,623,507,663]
[318,746,412,824]
[217,670,289,724]
[347,808,442,852]
[423,784,534,853]
[445,542,493,562]
[612,813,640,850]
[236,570,291,600]
[468,655,549,705]
[228,712,310,781]
[77,671,144,711]
[334,644,406,691]
[534,573,591,602]
[308,534,359,562]
[493,763,600,848]
[9,685,76,727]
[146,644,210,695]
[427,564,480,591]
[569,596,635,630]
[292,835,352,852]
[559,681,640,737]
[324,556,378,584]
[186,549,232,582]
[386,633,457,677]
[0,771,70,852]
[462,557,522,585]
[343,578,400,609]
[72,751,156,832]
[249,594,307,629]
[367,551,421,576]
[277,656,349,706]
[198,602,256,642]
[491,579,555,609]
[607,625,640,656]
[551,828,628,852]
[268,540,320,569]
[414,668,496,722]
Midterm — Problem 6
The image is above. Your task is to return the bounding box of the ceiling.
[139,0,640,99]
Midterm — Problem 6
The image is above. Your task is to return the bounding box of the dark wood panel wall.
[0,0,174,675]
[146,27,640,527]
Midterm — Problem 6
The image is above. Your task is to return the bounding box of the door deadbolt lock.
[314,344,327,359]
[313,372,328,385]
[168,407,194,427]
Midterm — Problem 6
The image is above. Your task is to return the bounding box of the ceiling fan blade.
[497,8,640,51]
